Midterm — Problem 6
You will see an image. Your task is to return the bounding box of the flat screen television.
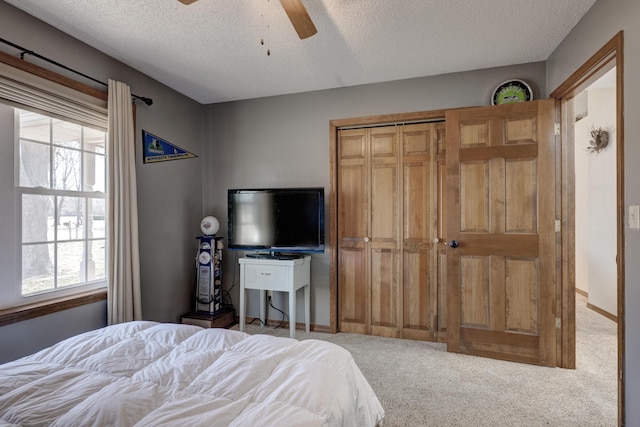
[227,187,325,255]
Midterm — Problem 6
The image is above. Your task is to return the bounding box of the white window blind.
[0,61,107,130]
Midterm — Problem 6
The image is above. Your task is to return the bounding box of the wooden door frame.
[329,110,446,333]
[549,31,624,424]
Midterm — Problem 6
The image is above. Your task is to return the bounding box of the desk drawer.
[244,264,286,287]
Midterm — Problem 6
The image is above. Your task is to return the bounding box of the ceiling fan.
[177,0,317,39]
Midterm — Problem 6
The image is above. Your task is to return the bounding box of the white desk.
[239,256,311,338]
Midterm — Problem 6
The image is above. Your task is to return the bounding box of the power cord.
[247,317,266,326]
[267,295,288,329]
[221,250,239,312]
[228,250,239,294]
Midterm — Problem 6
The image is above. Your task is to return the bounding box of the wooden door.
[445,99,557,366]
[337,128,369,335]
[400,123,440,341]
[337,123,442,339]
[337,126,400,337]
[369,127,400,337]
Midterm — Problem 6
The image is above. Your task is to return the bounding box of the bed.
[0,321,384,426]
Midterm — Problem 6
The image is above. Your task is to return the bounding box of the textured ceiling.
[4,0,597,104]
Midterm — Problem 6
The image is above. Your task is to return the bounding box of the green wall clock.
[491,79,533,105]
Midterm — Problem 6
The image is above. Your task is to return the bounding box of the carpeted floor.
[235,294,617,426]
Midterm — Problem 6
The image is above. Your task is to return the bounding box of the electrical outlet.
[267,290,274,301]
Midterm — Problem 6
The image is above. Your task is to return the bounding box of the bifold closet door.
[368,127,400,338]
[400,123,441,341]
[337,128,369,335]
[337,126,400,337]
[337,123,442,340]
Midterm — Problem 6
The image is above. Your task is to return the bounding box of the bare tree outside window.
[19,115,53,287]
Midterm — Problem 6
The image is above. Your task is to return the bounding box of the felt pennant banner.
[142,130,197,163]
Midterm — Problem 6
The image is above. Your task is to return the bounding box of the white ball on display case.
[200,216,220,235]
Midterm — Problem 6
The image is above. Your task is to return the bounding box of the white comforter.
[0,321,384,426]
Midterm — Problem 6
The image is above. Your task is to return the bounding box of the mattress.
[0,321,384,426]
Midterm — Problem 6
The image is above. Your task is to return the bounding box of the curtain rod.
[0,37,153,106]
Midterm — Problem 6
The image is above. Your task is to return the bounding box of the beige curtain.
[107,80,142,325]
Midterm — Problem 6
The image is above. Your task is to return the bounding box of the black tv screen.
[227,188,325,253]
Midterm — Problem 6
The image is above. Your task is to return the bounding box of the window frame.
[0,50,108,324]
[17,109,108,299]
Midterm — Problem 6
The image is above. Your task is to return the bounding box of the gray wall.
[546,0,640,423]
[0,1,205,363]
[0,302,106,363]
[204,62,546,326]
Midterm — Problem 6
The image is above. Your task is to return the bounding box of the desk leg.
[304,283,310,334]
[289,289,296,339]
[239,285,245,332]
[259,290,266,328]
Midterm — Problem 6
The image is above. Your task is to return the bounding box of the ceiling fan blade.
[178,0,198,5]
[279,0,317,39]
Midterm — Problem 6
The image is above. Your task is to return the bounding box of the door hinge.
[556,317,561,329]
[555,219,561,232]
[554,123,560,136]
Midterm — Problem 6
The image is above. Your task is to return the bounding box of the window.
[18,109,107,297]
[0,60,108,312]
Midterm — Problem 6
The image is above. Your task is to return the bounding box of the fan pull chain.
[260,0,271,56]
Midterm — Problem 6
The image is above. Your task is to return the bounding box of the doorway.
[573,66,619,422]
[550,31,624,424]
[574,67,617,318]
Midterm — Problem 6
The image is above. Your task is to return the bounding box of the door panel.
[460,161,489,233]
[400,123,439,340]
[339,130,367,159]
[339,165,366,240]
[505,257,539,333]
[402,251,429,329]
[446,100,556,366]
[505,159,537,233]
[370,127,400,337]
[338,247,367,333]
[402,161,432,335]
[371,163,397,241]
[403,163,431,238]
[338,129,368,334]
[460,255,490,328]
[371,248,399,336]
[371,128,397,158]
